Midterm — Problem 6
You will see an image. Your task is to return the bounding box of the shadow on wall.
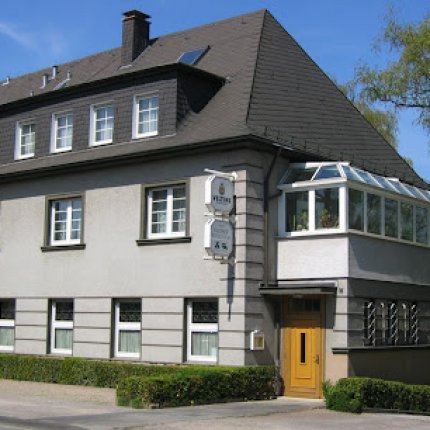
[349,348,430,385]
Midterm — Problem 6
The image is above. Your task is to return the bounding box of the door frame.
[282,296,325,398]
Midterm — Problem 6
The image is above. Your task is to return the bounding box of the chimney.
[121,10,151,66]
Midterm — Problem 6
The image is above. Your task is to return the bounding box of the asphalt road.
[0,380,429,430]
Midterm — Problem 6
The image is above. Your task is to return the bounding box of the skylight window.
[177,47,208,65]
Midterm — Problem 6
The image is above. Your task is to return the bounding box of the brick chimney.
[121,10,151,66]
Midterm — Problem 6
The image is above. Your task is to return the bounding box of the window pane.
[55,301,73,321]
[192,301,218,323]
[0,328,14,346]
[313,165,341,180]
[315,188,339,229]
[416,207,428,245]
[191,332,218,357]
[119,331,140,353]
[119,302,141,323]
[284,168,317,183]
[384,198,398,238]
[55,329,72,350]
[400,202,413,241]
[0,300,15,320]
[286,192,308,232]
[367,194,381,235]
[348,189,364,231]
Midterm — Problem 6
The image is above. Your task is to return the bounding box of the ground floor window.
[114,300,141,358]
[0,299,15,351]
[187,299,218,362]
[50,300,74,354]
[364,299,418,346]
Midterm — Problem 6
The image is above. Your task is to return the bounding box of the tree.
[356,11,430,135]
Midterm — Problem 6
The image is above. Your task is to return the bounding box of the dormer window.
[15,121,35,160]
[133,94,159,139]
[51,112,73,153]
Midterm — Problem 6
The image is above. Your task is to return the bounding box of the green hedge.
[323,377,430,414]
[0,355,179,388]
[117,366,276,408]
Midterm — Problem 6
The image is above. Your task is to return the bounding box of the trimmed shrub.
[324,377,430,414]
[117,366,276,408]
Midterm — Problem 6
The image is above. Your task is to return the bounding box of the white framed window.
[51,112,73,153]
[50,300,73,355]
[187,300,218,362]
[15,121,35,159]
[147,185,186,238]
[133,95,159,138]
[0,299,15,352]
[90,104,114,146]
[114,300,141,358]
[49,197,82,246]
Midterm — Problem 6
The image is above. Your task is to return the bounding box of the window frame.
[89,103,115,147]
[50,299,74,355]
[132,94,159,139]
[51,111,73,153]
[186,299,219,363]
[140,180,190,243]
[15,120,36,160]
[0,299,15,352]
[113,299,142,359]
[45,193,85,248]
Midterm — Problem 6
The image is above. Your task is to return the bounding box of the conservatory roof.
[282,162,430,204]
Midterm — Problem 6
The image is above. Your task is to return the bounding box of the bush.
[0,355,179,388]
[117,366,276,408]
[323,377,430,414]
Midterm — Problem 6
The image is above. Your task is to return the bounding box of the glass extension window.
[279,162,430,247]
[50,300,73,354]
[134,95,159,138]
[15,122,35,159]
[52,113,73,152]
[384,198,398,238]
[0,300,15,352]
[147,185,186,238]
[416,207,429,245]
[49,197,82,246]
[114,300,141,358]
[187,300,218,362]
[285,191,309,232]
[367,193,381,235]
[91,105,114,146]
[400,202,414,241]
[315,188,339,229]
[349,188,364,231]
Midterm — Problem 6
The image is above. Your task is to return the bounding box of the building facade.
[0,10,429,398]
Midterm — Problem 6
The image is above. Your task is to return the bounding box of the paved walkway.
[0,380,429,429]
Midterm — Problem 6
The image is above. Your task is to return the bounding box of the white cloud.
[0,21,67,57]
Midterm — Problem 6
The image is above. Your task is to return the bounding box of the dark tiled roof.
[0,9,427,188]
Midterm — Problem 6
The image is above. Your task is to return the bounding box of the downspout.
[263,146,282,289]
[262,146,283,394]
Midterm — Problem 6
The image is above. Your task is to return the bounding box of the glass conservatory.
[278,162,430,247]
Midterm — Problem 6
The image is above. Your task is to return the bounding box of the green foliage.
[324,377,430,414]
[0,355,180,388]
[117,366,276,408]
[356,11,430,135]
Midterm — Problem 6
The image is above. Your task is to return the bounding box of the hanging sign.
[204,219,233,257]
[205,176,234,214]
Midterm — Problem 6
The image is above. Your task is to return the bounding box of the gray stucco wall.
[0,148,274,365]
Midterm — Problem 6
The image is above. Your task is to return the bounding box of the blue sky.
[0,0,428,181]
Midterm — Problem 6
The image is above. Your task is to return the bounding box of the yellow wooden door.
[283,299,323,398]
